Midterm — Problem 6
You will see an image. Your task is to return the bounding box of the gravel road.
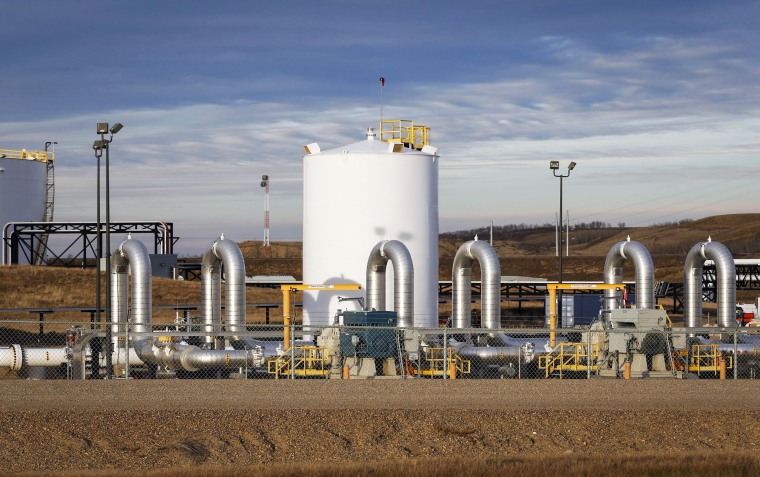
[1,380,759,475]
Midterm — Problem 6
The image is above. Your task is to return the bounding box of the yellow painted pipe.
[343,365,349,380]
[549,288,557,347]
[448,362,457,380]
[624,360,631,380]
[282,288,291,351]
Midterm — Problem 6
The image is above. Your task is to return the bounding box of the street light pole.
[94,122,123,378]
[92,140,104,379]
[549,161,576,329]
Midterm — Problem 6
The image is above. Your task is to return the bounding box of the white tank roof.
[317,137,435,155]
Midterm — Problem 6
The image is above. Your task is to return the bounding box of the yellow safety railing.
[538,342,599,378]
[267,345,330,379]
[683,344,733,375]
[0,148,54,163]
[656,304,673,328]
[410,346,470,378]
[380,120,430,150]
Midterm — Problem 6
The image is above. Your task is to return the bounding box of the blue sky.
[1,1,759,254]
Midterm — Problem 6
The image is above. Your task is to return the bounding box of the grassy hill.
[440,214,760,256]
[238,213,760,282]
[1,214,759,315]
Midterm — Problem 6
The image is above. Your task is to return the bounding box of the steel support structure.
[703,263,760,300]
[2,221,175,266]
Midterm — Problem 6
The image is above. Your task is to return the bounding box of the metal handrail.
[688,343,733,374]
[379,120,430,149]
[539,342,599,378]
[0,148,53,163]
[421,346,470,376]
[268,345,329,379]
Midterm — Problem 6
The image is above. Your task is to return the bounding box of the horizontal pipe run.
[133,340,261,372]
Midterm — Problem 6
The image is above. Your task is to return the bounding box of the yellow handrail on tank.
[380,120,430,150]
[0,148,54,164]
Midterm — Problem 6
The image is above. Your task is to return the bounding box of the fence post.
[290,322,295,380]
[443,328,448,380]
[587,327,592,380]
[734,328,738,380]
[518,344,521,380]
[417,329,422,379]
[125,318,130,380]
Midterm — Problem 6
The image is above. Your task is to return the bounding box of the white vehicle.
[739,300,760,327]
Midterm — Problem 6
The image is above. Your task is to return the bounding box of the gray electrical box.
[339,311,398,359]
[150,254,177,278]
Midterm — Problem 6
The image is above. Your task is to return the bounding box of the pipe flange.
[10,344,22,371]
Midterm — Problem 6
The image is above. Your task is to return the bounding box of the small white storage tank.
[302,127,439,330]
[0,150,47,232]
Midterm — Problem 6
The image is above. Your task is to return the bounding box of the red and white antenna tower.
[260,174,271,258]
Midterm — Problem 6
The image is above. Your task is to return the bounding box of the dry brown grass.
[45,452,760,477]
[2,213,759,327]
[0,266,281,325]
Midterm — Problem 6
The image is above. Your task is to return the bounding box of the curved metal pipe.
[684,239,736,329]
[366,240,414,328]
[452,240,501,329]
[111,238,152,348]
[109,236,260,373]
[201,237,247,344]
[604,238,655,310]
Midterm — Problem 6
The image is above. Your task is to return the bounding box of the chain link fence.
[2,316,760,380]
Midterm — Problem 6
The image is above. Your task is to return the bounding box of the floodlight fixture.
[97,123,109,134]
[549,161,559,170]
[568,161,576,171]
[93,140,106,150]
[110,123,123,135]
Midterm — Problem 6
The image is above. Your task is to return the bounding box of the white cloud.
[2,13,759,253]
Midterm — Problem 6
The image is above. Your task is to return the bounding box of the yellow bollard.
[448,362,457,380]
[623,361,631,380]
[719,357,726,380]
[342,365,349,380]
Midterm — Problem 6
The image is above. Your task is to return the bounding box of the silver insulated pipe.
[201,236,247,344]
[111,236,262,372]
[452,240,501,329]
[604,238,655,310]
[684,238,736,329]
[366,240,414,328]
[131,340,261,372]
[111,237,152,349]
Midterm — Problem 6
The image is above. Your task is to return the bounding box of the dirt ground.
[1,380,760,475]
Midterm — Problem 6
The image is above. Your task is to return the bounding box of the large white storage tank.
[302,127,439,330]
[0,150,47,232]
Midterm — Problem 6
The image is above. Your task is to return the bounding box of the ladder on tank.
[33,151,55,265]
